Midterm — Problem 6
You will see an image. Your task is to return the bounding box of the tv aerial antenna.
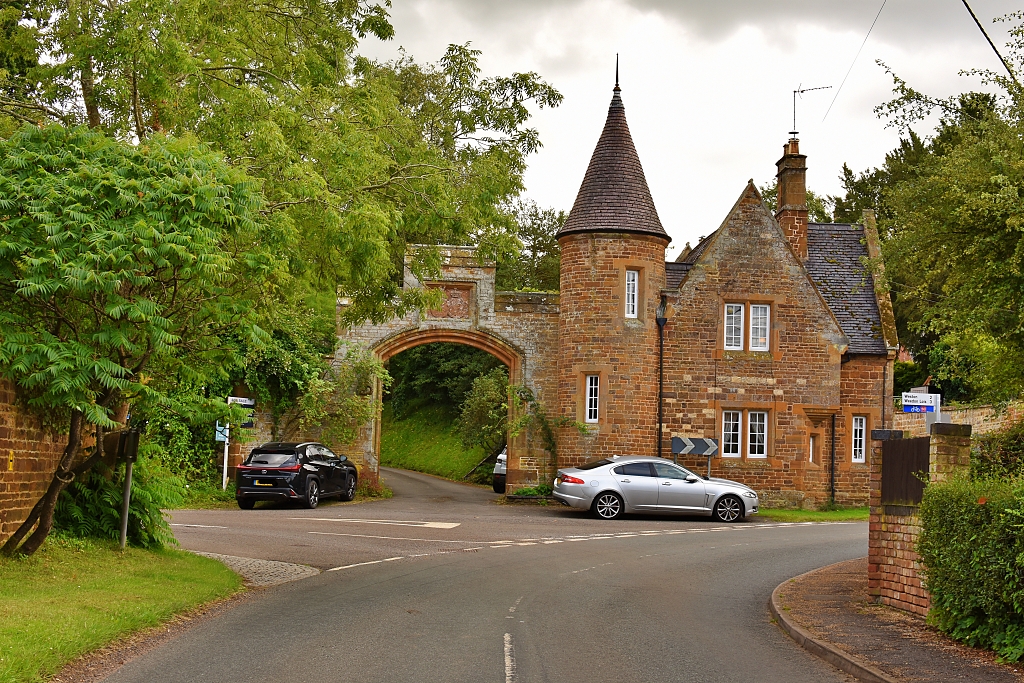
[791,84,832,136]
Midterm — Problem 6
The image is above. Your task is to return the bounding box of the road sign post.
[222,397,256,490]
[670,437,719,476]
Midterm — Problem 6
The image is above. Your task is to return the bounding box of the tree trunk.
[1,412,86,556]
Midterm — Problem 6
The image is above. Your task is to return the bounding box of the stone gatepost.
[868,422,972,615]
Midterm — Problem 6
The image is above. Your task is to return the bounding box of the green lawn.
[0,535,242,683]
[380,402,489,481]
[756,506,869,523]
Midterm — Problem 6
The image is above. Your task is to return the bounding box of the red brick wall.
[0,379,67,542]
[556,231,668,467]
[868,424,972,616]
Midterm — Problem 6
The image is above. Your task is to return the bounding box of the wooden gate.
[881,437,930,505]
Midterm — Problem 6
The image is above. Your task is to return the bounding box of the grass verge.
[381,402,489,481]
[0,534,242,683]
[756,506,869,523]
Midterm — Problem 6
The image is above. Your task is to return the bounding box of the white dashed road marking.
[504,633,517,683]
[295,518,460,529]
[321,521,856,571]
[171,524,228,529]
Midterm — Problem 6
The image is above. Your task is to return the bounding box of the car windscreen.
[245,451,297,467]
[576,458,613,471]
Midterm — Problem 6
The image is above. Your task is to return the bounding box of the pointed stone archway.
[335,246,560,490]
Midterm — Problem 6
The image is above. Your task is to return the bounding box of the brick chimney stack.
[775,137,808,260]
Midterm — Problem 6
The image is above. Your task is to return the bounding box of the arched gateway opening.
[336,246,560,491]
[374,331,518,487]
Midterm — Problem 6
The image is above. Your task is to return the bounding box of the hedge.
[918,475,1024,661]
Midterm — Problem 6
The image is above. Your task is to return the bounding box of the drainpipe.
[656,296,668,461]
[830,413,837,505]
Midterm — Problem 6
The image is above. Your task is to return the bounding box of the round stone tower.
[556,81,670,466]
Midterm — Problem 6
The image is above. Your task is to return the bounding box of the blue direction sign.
[671,437,719,456]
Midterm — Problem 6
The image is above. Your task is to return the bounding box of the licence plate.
[253,479,273,487]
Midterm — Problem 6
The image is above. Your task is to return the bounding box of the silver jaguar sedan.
[552,456,759,522]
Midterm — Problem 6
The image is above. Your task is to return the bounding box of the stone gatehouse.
[340,81,897,508]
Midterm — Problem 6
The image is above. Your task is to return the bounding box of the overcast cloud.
[359,0,1022,252]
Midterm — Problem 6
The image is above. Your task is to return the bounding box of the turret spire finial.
[615,54,619,89]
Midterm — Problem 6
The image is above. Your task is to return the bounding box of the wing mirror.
[685,475,700,483]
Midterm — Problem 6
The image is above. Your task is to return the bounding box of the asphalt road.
[109,468,865,683]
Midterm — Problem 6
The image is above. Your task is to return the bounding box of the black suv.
[235,442,357,510]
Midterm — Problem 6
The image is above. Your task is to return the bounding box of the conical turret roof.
[558,85,669,242]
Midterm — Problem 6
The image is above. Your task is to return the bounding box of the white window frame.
[722,410,741,457]
[625,270,639,318]
[585,375,600,423]
[748,411,768,458]
[852,416,866,463]
[724,304,744,350]
[809,434,817,464]
[749,304,770,351]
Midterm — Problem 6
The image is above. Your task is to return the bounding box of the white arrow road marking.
[504,633,517,683]
[295,517,460,529]
[309,531,483,543]
[170,524,228,529]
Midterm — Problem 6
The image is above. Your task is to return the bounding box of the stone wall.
[665,184,879,508]
[0,379,68,542]
[555,231,667,468]
[893,400,1023,437]
[867,423,973,616]
[338,246,560,488]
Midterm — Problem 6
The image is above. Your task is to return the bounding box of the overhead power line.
[960,0,1020,87]
[822,0,887,123]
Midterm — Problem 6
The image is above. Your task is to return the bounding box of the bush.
[972,419,1024,480]
[918,474,1024,661]
[54,446,186,548]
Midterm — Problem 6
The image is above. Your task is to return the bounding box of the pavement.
[771,557,1024,683]
[79,467,871,683]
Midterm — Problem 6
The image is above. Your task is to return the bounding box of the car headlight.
[742,491,757,498]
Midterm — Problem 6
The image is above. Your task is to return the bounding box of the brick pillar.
[929,422,972,483]
[869,423,973,616]
[867,429,902,602]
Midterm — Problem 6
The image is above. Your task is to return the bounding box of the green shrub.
[510,484,553,497]
[972,419,1024,480]
[918,475,1024,661]
[54,447,186,548]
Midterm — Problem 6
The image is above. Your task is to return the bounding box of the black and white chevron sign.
[671,437,719,456]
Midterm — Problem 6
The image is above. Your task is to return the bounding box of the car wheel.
[592,492,624,520]
[340,474,357,502]
[492,477,505,494]
[237,498,255,510]
[713,495,744,523]
[304,479,320,509]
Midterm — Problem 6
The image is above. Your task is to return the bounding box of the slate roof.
[558,86,670,241]
[806,223,888,355]
[665,261,690,289]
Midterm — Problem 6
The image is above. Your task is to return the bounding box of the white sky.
[359,0,1021,256]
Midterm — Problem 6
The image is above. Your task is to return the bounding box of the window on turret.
[724,304,744,349]
[625,270,639,318]
[585,375,600,423]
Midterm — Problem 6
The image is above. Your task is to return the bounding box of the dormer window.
[625,270,639,318]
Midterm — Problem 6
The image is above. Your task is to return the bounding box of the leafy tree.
[757,180,833,223]
[495,200,564,291]
[0,125,277,556]
[456,366,509,457]
[387,343,504,419]
[828,23,1024,403]
[0,0,561,322]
